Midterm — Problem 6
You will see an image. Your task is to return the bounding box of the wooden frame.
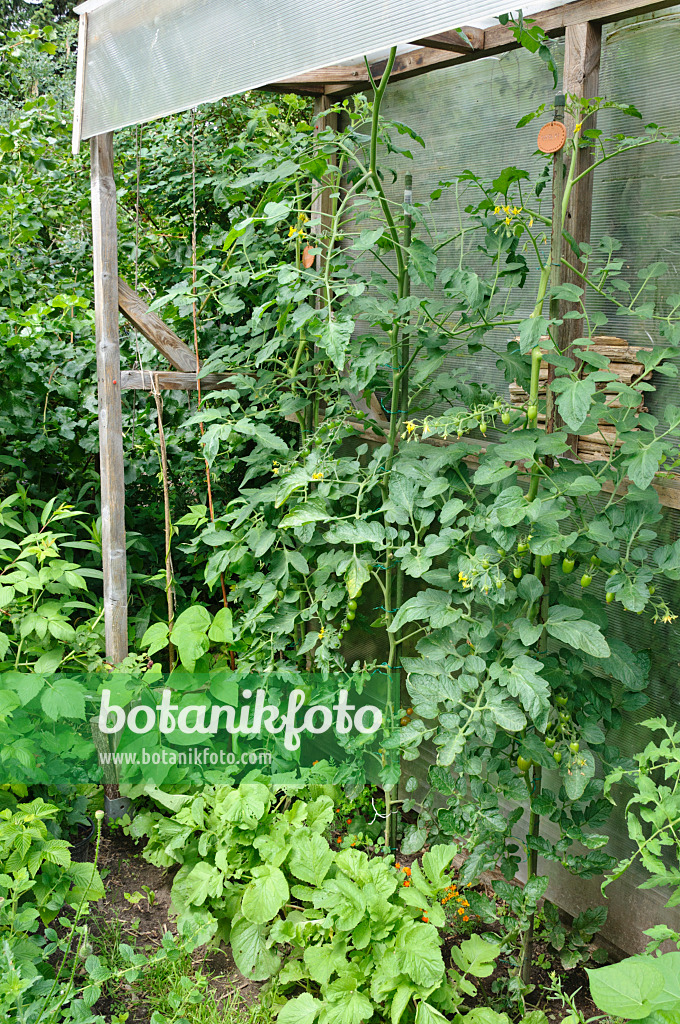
[82,0,680,666]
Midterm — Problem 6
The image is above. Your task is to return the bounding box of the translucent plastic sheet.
[76,0,567,140]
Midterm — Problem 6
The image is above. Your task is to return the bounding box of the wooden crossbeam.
[409,27,484,53]
[118,277,197,372]
[120,369,237,393]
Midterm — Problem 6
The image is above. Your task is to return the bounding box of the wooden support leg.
[91,133,128,665]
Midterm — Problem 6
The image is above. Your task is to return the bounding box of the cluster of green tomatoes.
[510,539,617,595]
[517,696,580,772]
[341,588,361,631]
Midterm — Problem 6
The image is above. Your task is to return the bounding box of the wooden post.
[560,22,602,450]
[91,133,128,664]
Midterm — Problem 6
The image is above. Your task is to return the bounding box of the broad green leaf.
[389,590,459,634]
[241,863,289,923]
[208,607,233,643]
[173,606,211,633]
[318,317,355,370]
[546,613,609,659]
[396,922,445,987]
[172,862,222,908]
[346,557,370,599]
[519,316,548,355]
[280,498,330,528]
[220,783,271,828]
[303,940,348,986]
[288,831,334,884]
[409,239,437,289]
[459,933,502,978]
[587,960,664,1019]
[40,678,86,721]
[415,1004,448,1024]
[492,656,549,727]
[563,748,595,800]
[230,912,280,981]
[278,994,322,1024]
[626,444,665,490]
[552,376,597,432]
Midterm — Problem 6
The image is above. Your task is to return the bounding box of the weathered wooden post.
[90,132,130,819]
[90,132,128,665]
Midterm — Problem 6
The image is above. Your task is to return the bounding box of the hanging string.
[190,109,235,669]
[152,374,176,671]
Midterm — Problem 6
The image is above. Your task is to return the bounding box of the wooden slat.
[121,370,237,392]
[409,27,484,53]
[71,13,88,156]
[118,277,197,372]
[91,134,128,664]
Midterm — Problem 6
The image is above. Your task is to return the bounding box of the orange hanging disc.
[537,121,567,154]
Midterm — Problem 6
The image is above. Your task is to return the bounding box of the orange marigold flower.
[463,915,469,922]
[403,880,410,887]
[458,908,464,915]
[404,867,411,876]
[347,819,352,825]
[336,837,341,843]
[395,862,401,871]
[422,915,429,923]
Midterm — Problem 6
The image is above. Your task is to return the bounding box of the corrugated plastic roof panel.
[74,0,567,140]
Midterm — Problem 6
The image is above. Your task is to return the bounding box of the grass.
[137,950,276,1024]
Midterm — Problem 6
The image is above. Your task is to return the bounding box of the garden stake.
[152,375,176,671]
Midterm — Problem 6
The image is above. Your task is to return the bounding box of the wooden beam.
[120,369,238,392]
[91,133,128,664]
[72,13,87,156]
[118,277,198,372]
[560,22,603,450]
[409,27,484,53]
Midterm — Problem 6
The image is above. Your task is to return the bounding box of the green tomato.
[497,548,506,557]
[343,623,351,632]
[545,737,556,749]
[562,558,575,574]
[553,751,562,765]
[581,573,593,588]
[517,755,532,773]
[482,559,490,569]
[527,405,538,422]
[556,696,568,707]
[517,543,529,555]
[346,611,356,621]
[480,420,487,435]
[649,586,656,595]
[513,567,523,580]
[569,741,580,755]
[501,412,511,425]
[606,592,615,604]
[540,553,553,567]
[590,555,601,567]
[348,600,357,612]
